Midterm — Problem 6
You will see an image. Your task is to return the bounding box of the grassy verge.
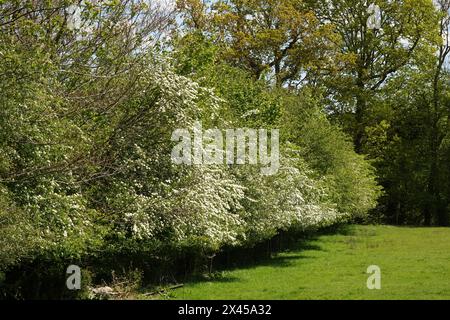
[157,225,450,300]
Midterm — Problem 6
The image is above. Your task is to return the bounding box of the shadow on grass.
[183,254,317,287]
[181,232,329,288]
[164,224,361,291]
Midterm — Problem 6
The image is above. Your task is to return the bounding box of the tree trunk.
[354,81,366,154]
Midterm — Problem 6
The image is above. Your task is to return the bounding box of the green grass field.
[170,225,450,300]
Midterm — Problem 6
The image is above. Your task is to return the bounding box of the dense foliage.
[1,0,448,298]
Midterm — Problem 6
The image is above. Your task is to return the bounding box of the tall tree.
[421,0,450,225]
[360,1,450,225]
[177,0,340,87]
[312,0,438,152]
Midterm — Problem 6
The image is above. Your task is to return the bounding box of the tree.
[312,0,439,152]
[423,0,450,225]
[359,0,450,225]
[177,0,340,87]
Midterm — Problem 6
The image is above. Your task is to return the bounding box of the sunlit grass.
[169,225,450,300]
